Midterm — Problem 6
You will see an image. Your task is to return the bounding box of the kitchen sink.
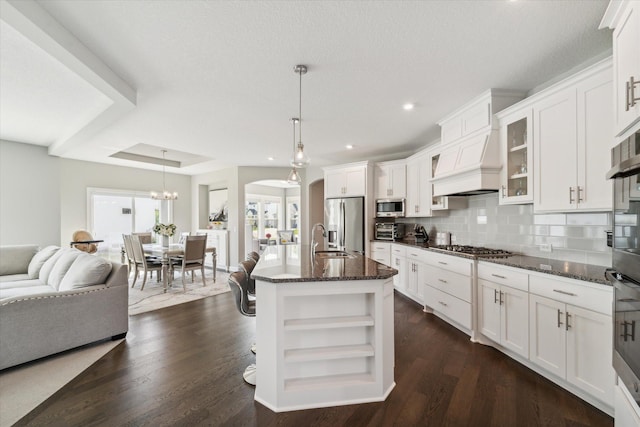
[314,250,354,259]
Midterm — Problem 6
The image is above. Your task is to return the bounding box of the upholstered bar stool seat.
[228,271,256,385]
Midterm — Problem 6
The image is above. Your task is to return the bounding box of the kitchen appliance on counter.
[428,244,512,258]
[375,199,405,218]
[325,197,365,254]
[404,224,428,245]
[435,232,451,246]
[375,222,405,242]
[606,131,640,409]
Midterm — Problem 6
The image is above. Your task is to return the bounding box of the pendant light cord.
[298,68,302,143]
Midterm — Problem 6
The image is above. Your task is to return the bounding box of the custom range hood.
[431,130,502,196]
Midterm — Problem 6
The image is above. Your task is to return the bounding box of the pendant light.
[287,118,302,185]
[151,150,178,200]
[291,64,310,168]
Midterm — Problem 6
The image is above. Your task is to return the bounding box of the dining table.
[143,243,217,292]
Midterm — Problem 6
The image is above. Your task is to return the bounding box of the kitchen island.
[251,245,397,413]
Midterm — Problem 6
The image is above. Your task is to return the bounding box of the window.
[88,188,172,260]
[245,194,282,240]
[286,196,300,241]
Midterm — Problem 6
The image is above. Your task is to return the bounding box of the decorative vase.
[162,235,170,248]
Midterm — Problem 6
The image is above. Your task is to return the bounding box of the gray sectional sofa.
[0,244,128,370]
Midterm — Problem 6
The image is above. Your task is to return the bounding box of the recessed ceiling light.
[267,156,274,161]
[403,103,415,111]
[346,145,354,150]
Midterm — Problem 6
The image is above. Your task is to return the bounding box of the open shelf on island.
[509,143,527,152]
[284,372,375,392]
[284,344,375,363]
[509,173,528,180]
[284,315,374,331]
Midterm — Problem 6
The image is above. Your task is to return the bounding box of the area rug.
[128,270,230,315]
[0,339,124,427]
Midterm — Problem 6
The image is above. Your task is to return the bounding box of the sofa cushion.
[38,247,73,284]
[0,284,55,301]
[0,245,39,276]
[27,246,60,279]
[0,279,44,290]
[58,254,112,291]
[47,250,84,290]
[0,274,30,283]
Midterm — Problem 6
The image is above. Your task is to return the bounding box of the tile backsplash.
[399,193,612,267]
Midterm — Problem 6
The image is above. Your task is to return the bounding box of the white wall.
[0,140,61,246]
[59,158,191,244]
[0,140,193,249]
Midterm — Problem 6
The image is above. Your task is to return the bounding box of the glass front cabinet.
[498,108,533,204]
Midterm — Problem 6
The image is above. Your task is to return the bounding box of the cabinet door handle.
[557,309,564,328]
[499,291,504,305]
[491,274,507,279]
[553,289,577,297]
[494,289,499,304]
[501,185,506,198]
[565,312,571,331]
[577,186,583,203]
[627,76,639,111]
[621,321,636,342]
[569,187,575,204]
[438,278,447,284]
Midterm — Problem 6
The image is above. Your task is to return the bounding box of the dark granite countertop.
[252,244,398,283]
[479,255,611,286]
[371,239,611,286]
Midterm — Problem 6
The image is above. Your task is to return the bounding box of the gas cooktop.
[428,245,513,258]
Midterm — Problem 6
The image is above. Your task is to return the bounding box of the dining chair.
[130,234,163,290]
[171,235,207,292]
[122,234,135,277]
[178,231,191,244]
[132,232,152,244]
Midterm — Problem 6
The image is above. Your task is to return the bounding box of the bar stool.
[228,271,256,385]
[247,251,260,263]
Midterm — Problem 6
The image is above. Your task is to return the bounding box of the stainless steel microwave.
[376,199,405,218]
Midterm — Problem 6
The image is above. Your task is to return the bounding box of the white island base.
[254,278,395,412]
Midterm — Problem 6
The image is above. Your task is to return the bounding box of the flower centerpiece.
[153,223,176,247]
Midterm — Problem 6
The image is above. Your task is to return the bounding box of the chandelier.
[151,150,178,200]
[287,118,301,185]
[291,64,310,168]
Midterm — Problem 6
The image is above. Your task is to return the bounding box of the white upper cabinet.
[438,89,525,147]
[405,151,433,217]
[375,160,406,199]
[324,163,368,198]
[600,0,640,137]
[497,107,533,204]
[533,59,613,212]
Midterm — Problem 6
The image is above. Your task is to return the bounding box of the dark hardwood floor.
[16,292,613,426]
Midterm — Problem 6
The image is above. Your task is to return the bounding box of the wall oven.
[607,131,640,408]
[375,199,405,218]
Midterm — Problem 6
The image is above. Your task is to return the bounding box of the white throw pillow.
[58,254,112,291]
[47,250,83,290]
[38,247,73,283]
[28,246,60,279]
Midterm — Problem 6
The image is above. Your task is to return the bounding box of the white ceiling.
[0,0,612,175]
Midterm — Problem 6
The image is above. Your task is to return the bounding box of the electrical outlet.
[539,243,552,253]
[451,234,457,243]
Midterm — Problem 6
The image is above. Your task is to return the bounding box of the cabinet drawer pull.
[621,320,636,342]
[439,301,448,307]
[553,289,577,297]
[627,76,639,111]
[557,309,564,328]
[438,261,448,265]
[438,278,447,284]
[491,273,507,279]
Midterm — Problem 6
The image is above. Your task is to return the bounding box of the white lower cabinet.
[370,241,391,266]
[478,279,529,359]
[197,229,229,271]
[422,252,473,334]
[529,293,614,407]
[390,244,407,295]
[615,380,640,427]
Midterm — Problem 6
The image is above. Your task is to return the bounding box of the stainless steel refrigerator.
[324,197,365,254]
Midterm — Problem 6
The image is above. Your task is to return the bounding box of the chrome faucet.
[310,223,327,258]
